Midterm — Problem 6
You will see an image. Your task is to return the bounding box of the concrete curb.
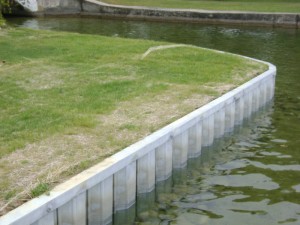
[79,0,299,28]
[0,49,276,225]
[10,0,299,28]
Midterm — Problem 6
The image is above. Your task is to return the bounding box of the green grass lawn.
[100,0,300,13]
[0,13,4,27]
[0,28,266,213]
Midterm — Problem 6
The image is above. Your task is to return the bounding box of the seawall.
[0,50,276,225]
[17,0,299,28]
[81,0,300,28]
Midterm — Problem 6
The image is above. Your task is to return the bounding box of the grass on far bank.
[100,0,300,13]
[0,28,266,214]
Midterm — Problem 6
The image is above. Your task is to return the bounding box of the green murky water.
[7,17,300,225]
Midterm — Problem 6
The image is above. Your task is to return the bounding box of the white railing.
[15,0,38,12]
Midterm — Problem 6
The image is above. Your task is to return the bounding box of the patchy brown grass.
[0,29,267,215]
[0,81,237,214]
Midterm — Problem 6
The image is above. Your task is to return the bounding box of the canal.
[7,17,300,225]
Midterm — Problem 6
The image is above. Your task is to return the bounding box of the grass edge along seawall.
[0,26,266,210]
[96,0,300,13]
[0,47,276,225]
[80,0,300,28]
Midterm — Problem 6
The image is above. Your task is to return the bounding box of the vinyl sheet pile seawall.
[0,56,276,225]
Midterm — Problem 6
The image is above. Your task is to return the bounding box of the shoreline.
[13,0,298,28]
[0,28,267,218]
[0,45,276,224]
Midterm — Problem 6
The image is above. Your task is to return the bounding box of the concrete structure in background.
[0,50,276,225]
[14,0,38,12]
[12,0,81,14]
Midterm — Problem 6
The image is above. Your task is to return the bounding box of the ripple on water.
[176,195,300,225]
[292,184,300,193]
[259,151,281,156]
[248,161,300,171]
[215,159,248,171]
[204,173,280,190]
[271,139,288,143]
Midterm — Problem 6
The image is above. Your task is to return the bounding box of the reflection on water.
[126,106,299,225]
[6,17,300,225]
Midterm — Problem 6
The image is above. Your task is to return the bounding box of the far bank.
[4,0,300,28]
